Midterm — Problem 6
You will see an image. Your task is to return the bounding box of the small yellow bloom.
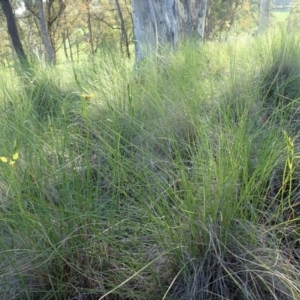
[81,93,95,100]
[0,157,8,163]
[8,160,15,168]
[0,152,19,168]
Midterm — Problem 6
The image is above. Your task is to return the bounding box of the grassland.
[1,29,300,299]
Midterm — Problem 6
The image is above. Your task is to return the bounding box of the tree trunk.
[115,0,131,59]
[258,0,271,33]
[66,29,74,62]
[37,0,54,64]
[131,0,207,62]
[86,0,94,54]
[176,0,207,41]
[131,0,177,62]
[0,0,29,67]
[62,32,69,60]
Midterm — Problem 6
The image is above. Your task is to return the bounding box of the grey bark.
[258,0,271,32]
[176,0,207,41]
[37,0,54,64]
[131,0,176,62]
[131,0,207,62]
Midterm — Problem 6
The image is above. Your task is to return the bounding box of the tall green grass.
[1,29,300,299]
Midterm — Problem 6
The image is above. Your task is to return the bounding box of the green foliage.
[2,28,300,299]
[287,0,300,30]
[205,0,253,39]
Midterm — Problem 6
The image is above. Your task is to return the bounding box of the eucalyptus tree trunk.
[0,0,29,67]
[131,0,176,62]
[258,0,271,33]
[131,0,207,62]
[176,0,207,41]
[37,0,54,64]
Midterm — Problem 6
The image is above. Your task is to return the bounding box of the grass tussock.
[1,30,300,299]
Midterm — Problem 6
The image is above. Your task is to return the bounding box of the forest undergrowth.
[1,29,300,299]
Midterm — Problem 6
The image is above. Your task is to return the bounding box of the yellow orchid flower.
[0,157,8,163]
[8,160,16,168]
[81,93,95,100]
[0,152,19,168]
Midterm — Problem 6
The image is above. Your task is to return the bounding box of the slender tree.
[85,0,95,54]
[258,0,271,32]
[0,0,29,66]
[37,0,54,64]
[24,0,66,62]
[115,0,130,58]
